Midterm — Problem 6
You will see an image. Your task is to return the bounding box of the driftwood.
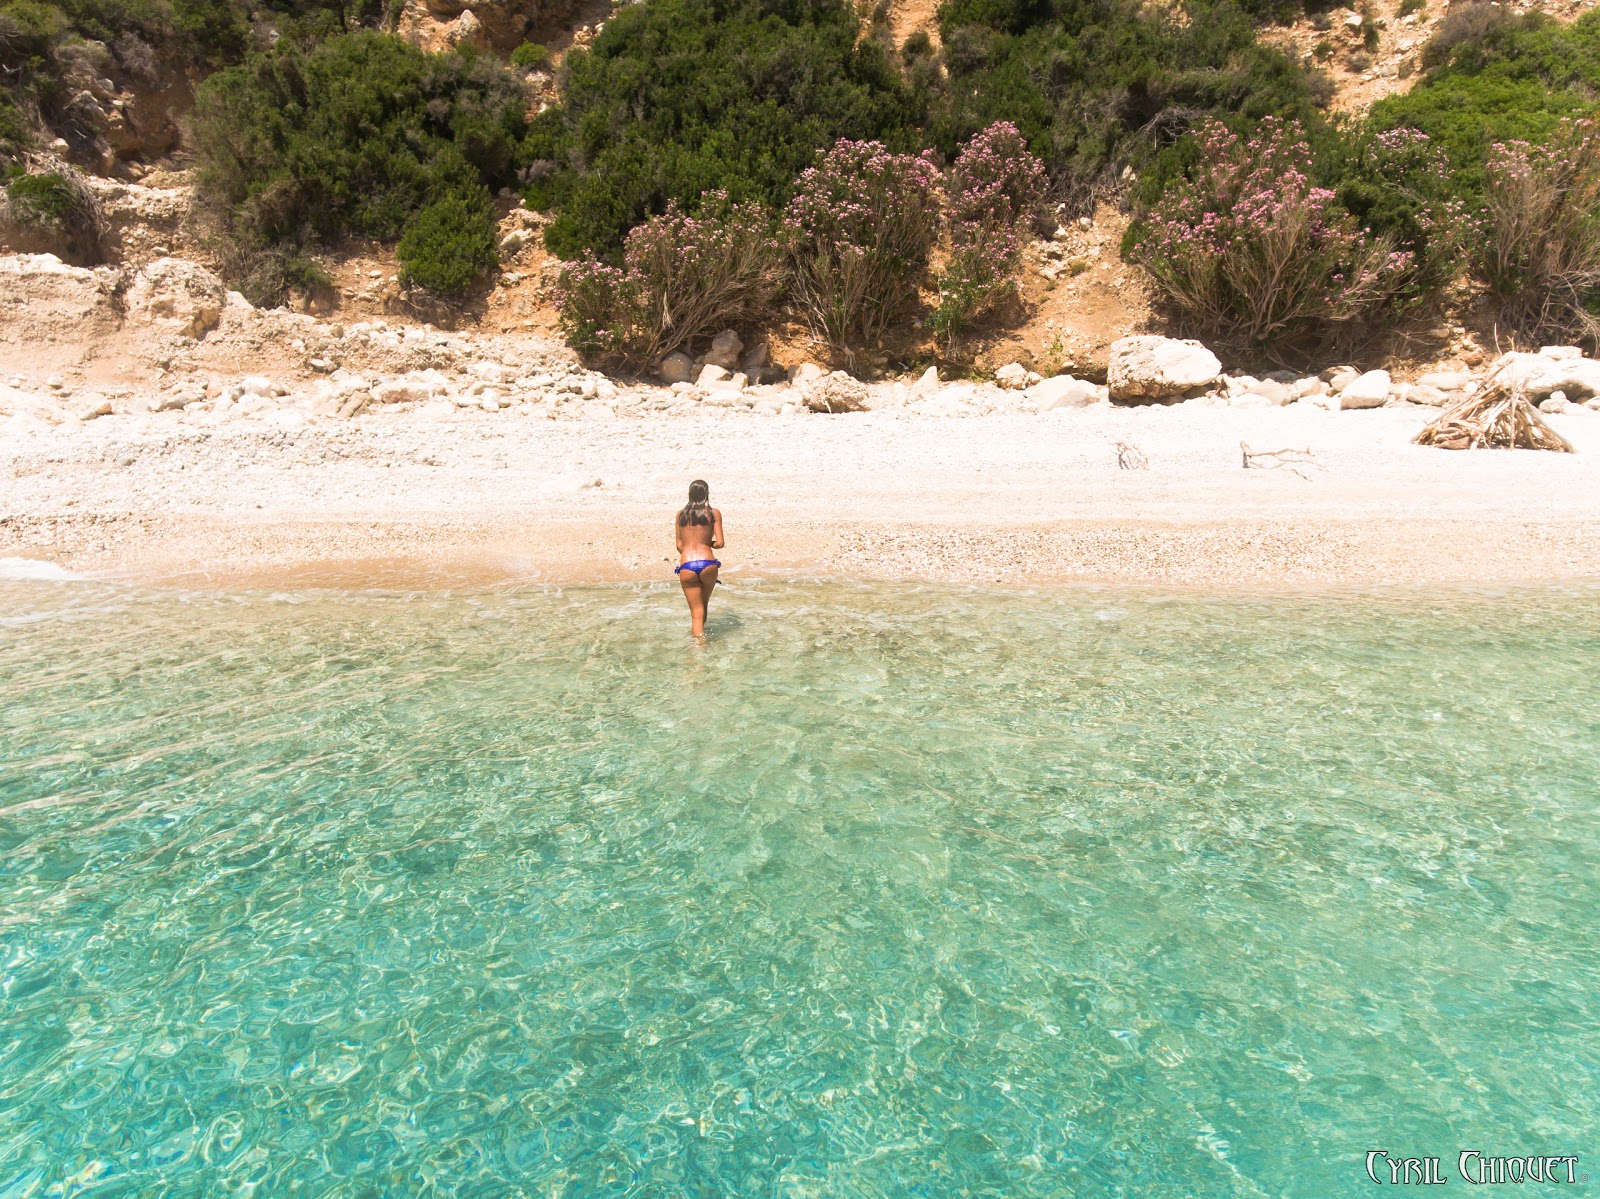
[1240,442,1319,478]
[1413,371,1576,452]
[1116,441,1148,470]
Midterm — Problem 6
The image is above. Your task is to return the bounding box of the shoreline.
[6,513,1599,594]
[6,405,1600,593]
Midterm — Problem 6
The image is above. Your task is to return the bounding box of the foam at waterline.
[0,557,87,581]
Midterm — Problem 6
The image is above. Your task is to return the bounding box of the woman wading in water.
[674,479,724,637]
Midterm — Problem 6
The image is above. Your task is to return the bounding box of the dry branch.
[1116,441,1148,470]
[1240,442,1319,474]
[1413,370,1576,452]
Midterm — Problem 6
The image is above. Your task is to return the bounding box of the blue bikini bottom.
[675,558,720,577]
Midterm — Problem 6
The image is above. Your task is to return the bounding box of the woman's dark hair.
[678,479,712,527]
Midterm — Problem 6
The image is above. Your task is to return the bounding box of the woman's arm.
[712,509,725,550]
[674,517,684,554]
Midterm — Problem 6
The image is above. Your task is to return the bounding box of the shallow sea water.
[1,574,1597,1198]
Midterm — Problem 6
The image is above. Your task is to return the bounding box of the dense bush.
[0,0,384,167]
[556,192,782,368]
[509,40,548,71]
[934,120,1046,349]
[1130,118,1412,350]
[931,0,1332,208]
[193,32,529,301]
[397,193,499,295]
[1,162,104,259]
[1374,9,1600,198]
[1325,124,1469,315]
[783,139,942,351]
[523,0,924,260]
[1478,121,1600,345]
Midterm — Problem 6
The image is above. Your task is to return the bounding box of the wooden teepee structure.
[1413,368,1576,452]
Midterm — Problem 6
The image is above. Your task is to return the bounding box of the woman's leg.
[680,572,708,637]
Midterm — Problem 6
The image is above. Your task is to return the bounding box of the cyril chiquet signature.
[1365,1151,1587,1186]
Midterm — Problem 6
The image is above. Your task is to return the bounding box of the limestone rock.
[1336,369,1391,409]
[697,364,730,387]
[125,258,226,339]
[911,366,939,401]
[1026,375,1100,411]
[1244,378,1291,406]
[995,362,1029,390]
[1491,351,1600,400]
[1539,393,1572,414]
[657,352,695,385]
[703,330,743,371]
[789,362,825,386]
[1417,371,1472,393]
[805,371,868,413]
[1107,335,1221,402]
[0,253,122,341]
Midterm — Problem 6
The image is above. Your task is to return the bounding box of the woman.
[674,479,724,638]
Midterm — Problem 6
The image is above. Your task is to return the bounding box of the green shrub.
[1128,119,1416,353]
[1396,0,1424,18]
[509,39,548,70]
[783,139,943,351]
[2,165,104,260]
[1375,10,1600,198]
[556,192,782,368]
[1360,15,1379,52]
[931,0,1331,209]
[397,193,498,295]
[525,0,924,260]
[1478,121,1600,345]
[193,31,528,301]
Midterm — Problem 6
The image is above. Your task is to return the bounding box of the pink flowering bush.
[1480,120,1600,345]
[1132,118,1413,348]
[556,193,782,369]
[934,121,1048,351]
[783,139,943,352]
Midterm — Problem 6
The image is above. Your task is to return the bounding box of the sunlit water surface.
[2,575,1598,1198]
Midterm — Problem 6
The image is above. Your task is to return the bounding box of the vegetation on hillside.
[192,32,529,300]
[524,0,925,261]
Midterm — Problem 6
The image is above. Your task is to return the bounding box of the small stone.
[309,357,334,372]
[703,330,743,371]
[1336,369,1391,409]
[697,364,730,387]
[1539,394,1571,414]
[995,362,1030,390]
[657,352,695,385]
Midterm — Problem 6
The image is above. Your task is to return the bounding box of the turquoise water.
[1,574,1598,1198]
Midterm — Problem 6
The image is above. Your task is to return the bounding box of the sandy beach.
[5,398,1599,589]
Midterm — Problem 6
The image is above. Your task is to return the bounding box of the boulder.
[789,362,826,386]
[703,330,743,371]
[0,254,122,342]
[741,343,770,372]
[1417,371,1472,393]
[1337,369,1391,409]
[995,362,1030,390]
[125,258,226,339]
[1107,335,1221,402]
[910,366,940,401]
[1539,345,1583,361]
[656,352,695,385]
[1026,375,1100,411]
[1492,351,1600,400]
[696,364,730,387]
[1244,378,1292,406]
[1407,384,1450,407]
[804,371,868,413]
